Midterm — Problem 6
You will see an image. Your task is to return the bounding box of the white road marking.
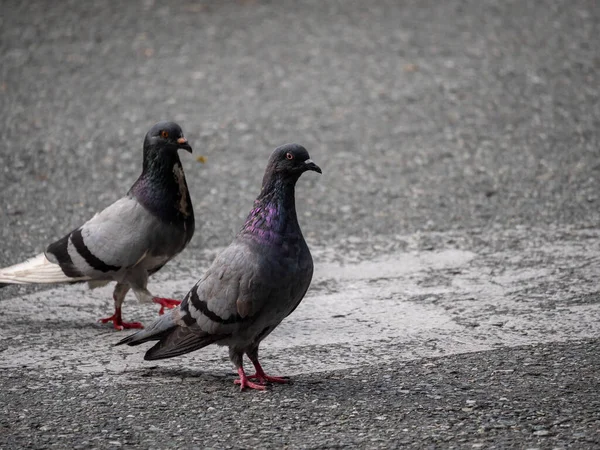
[1,228,598,380]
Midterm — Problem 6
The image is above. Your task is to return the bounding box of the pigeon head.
[143,121,192,154]
[243,144,321,240]
[133,122,195,226]
[265,143,322,181]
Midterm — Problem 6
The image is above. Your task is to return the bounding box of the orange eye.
[286,152,293,160]
[161,130,169,138]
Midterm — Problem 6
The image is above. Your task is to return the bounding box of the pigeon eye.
[161,131,169,139]
[286,152,294,160]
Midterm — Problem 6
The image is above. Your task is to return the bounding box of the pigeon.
[117,143,321,390]
[0,121,195,330]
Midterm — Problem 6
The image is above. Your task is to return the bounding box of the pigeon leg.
[99,283,143,330]
[233,367,267,391]
[152,297,182,315]
[246,346,290,384]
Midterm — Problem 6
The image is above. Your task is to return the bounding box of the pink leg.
[98,307,144,331]
[247,359,290,384]
[233,367,267,391]
[153,297,182,315]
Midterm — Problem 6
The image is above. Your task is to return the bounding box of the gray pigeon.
[0,121,195,330]
[117,143,321,390]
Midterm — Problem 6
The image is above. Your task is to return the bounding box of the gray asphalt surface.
[3,340,599,449]
[1,0,599,448]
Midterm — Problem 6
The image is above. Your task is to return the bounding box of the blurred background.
[1,0,598,259]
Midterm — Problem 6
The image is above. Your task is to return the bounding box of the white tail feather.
[0,253,90,285]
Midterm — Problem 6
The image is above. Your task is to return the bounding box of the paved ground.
[1,0,599,448]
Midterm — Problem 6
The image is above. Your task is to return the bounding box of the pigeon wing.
[141,239,274,360]
[185,239,273,332]
[46,196,174,280]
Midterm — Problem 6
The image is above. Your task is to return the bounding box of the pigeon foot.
[247,359,290,384]
[234,368,267,391]
[247,373,289,384]
[98,307,144,331]
[153,297,181,315]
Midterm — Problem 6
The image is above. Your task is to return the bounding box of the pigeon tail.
[116,311,178,346]
[0,253,90,285]
[144,328,221,360]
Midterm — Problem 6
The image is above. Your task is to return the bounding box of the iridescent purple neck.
[129,150,193,226]
[240,176,300,243]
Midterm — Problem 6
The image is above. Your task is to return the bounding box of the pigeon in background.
[0,121,196,330]
[117,143,321,390]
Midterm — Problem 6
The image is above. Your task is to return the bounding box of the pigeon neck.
[141,144,178,173]
[130,147,194,226]
[240,176,300,240]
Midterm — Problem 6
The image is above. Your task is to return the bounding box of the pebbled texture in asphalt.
[1,340,599,449]
[0,0,599,448]
[1,0,598,258]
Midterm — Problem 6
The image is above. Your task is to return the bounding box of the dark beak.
[177,137,193,153]
[304,158,322,174]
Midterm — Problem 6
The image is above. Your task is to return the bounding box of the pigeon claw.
[234,378,267,391]
[247,374,290,384]
[248,360,290,384]
[234,368,267,391]
[98,307,144,330]
[153,297,182,315]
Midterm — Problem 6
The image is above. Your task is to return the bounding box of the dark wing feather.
[144,329,222,360]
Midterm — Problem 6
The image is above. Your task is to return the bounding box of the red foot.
[153,297,181,315]
[248,360,290,384]
[98,307,143,331]
[234,368,267,391]
[247,373,289,384]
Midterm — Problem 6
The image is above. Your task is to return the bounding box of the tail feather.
[145,330,219,360]
[116,310,221,360]
[116,312,179,347]
[0,253,90,285]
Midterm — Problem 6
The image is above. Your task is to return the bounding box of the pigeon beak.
[304,159,322,174]
[177,137,193,153]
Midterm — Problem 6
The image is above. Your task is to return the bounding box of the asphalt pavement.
[1,0,599,448]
